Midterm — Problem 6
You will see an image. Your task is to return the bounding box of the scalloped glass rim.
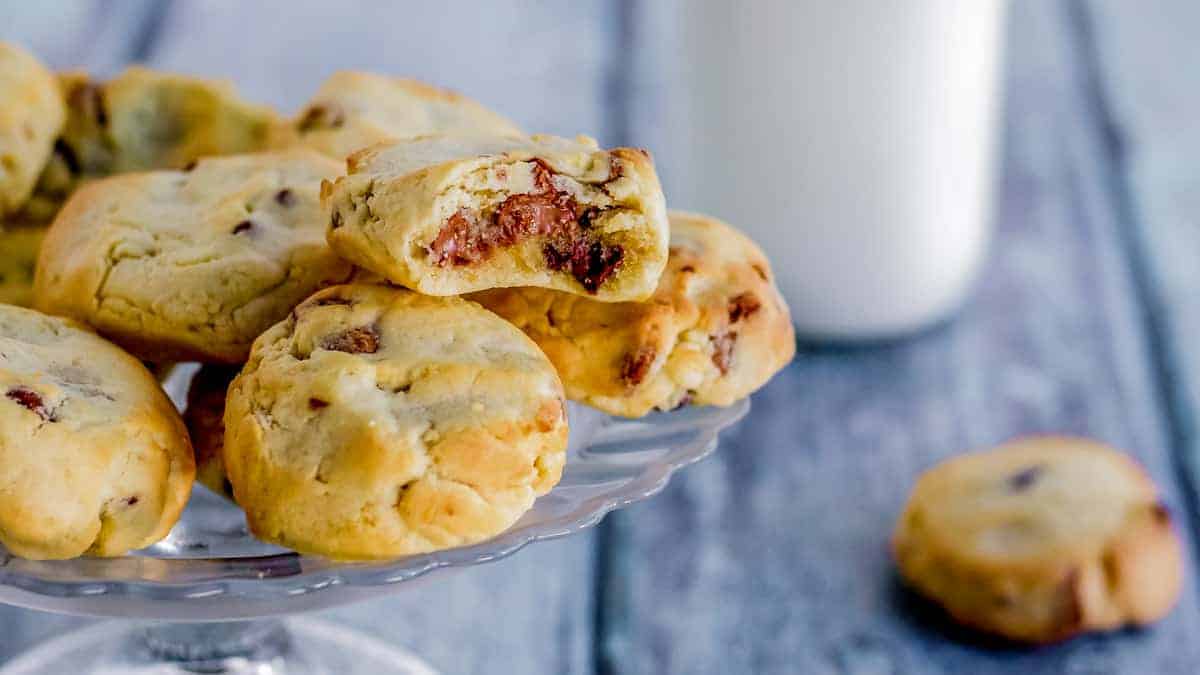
[0,366,749,620]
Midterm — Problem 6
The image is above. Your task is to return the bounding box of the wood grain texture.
[1084,0,1200,539]
[599,1,1200,672]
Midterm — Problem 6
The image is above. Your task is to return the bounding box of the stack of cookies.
[0,42,795,561]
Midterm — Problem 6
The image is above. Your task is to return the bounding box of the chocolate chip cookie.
[273,71,521,160]
[323,134,669,300]
[893,436,1183,643]
[35,150,353,363]
[0,42,65,216]
[0,304,195,559]
[29,67,278,218]
[473,211,795,418]
[223,283,568,560]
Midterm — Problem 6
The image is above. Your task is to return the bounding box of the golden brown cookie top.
[223,283,568,560]
[34,149,353,363]
[473,210,796,417]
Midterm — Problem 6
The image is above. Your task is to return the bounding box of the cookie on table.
[0,42,66,216]
[183,365,239,499]
[29,67,279,217]
[34,149,353,363]
[473,211,795,418]
[892,436,1183,643]
[323,134,669,300]
[223,283,568,560]
[272,71,521,161]
[0,305,194,559]
[0,221,47,307]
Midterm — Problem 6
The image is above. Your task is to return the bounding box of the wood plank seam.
[1065,0,1200,582]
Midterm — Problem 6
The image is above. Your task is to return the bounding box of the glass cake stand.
[0,365,749,674]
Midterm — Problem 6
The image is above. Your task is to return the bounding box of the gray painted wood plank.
[1084,0,1200,541]
[602,0,1200,672]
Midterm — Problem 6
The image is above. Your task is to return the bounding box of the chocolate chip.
[680,265,696,274]
[728,292,762,323]
[69,83,107,127]
[1152,502,1172,525]
[182,159,199,172]
[1007,465,1043,492]
[751,263,770,282]
[298,104,346,132]
[123,496,140,506]
[621,348,656,386]
[7,387,53,422]
[232,220,254,235]
[331,210,343,229]
[710,332,737,374]
[308,397,330,410]
[321,325,380,354]
[544,240,624,294]
[53,138,80,174]
[275,189,295,207]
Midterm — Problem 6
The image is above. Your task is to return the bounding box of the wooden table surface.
[3,1,1200,672]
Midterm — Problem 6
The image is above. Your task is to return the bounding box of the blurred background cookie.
[183,364,240,500]
[0,304,194,559]
[0,221,46,307]
[223,283,568,560]
[0,41,63,217]
[271,70,520,160]
[474,210,795,417]
[34,149,352,363]
[893,436,1183,643]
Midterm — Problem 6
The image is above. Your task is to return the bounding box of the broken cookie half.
[323,134,669,301]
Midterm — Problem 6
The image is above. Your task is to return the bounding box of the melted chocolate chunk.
[728,292,762,323]
[321,325,380,354]
[710,332,737,374]
[6,387,53,422]
[330,210,343,229]
[232,220,254,235]
[275,188,295,207]
[428,159,624,292]
[308,397,330,410]
[298,104,345,132]
[123,496,140,506]
[544,239,624,293]
[1007,465,1043,492]
[621,348,657,386]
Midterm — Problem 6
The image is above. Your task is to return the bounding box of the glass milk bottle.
[646,0,1007,338]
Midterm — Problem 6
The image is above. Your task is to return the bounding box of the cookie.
[272,71,521,160]
[0,42,66,216]
[892,436,1183,643]
[323,134,669,300]
[183,364,239,499]
[472,211,795,418]
[0,222,46,307]
[0,305,194,559]
[34,149,353,363]
[223,283,568,560]
[29,67,279,217]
